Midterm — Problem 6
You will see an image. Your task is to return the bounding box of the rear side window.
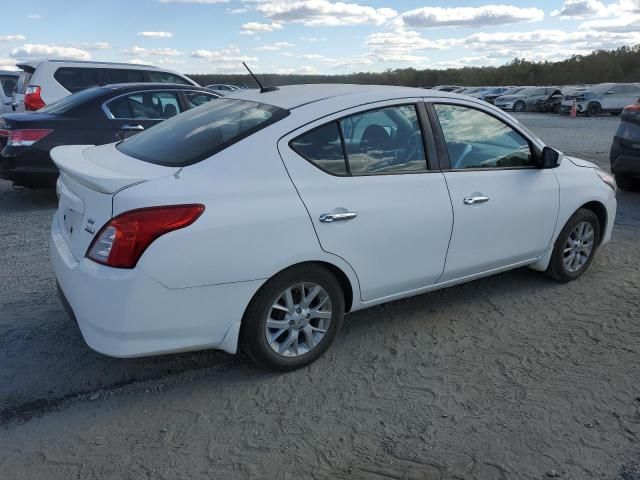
[107,91,182,119]
[102,69,148,84]
[54,67,100,93]
[290,104,428,176]
[290,122,348,175]
[117,98,289,166]
[148,71,191,85]
[183,91,218,108]
[0,76,16,97]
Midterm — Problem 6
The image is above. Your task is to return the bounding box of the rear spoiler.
[51,145,147,194]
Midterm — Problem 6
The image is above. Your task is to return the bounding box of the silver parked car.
[494,87,558,112]
[561,83,640,117]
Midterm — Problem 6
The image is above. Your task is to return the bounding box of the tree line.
[189,44,640,88]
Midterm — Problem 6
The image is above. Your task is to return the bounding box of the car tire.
[513,101,525,112]
[553,104,561,114]
[546,208,601,283]
[610,112,620,116]
[241,264,345,371]
[615,174,640,192]
[586,102,601,117]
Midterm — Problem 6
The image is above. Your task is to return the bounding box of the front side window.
[148,71,191,85]
[290,104,428,176]
[107,91,182,119]
[183,91,218,108]
[54,67,100,93]
[434,104,533,169]
[117,98,288,166]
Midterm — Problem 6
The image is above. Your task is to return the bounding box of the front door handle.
[463,195,490,205]
[121,124,145,131]
[319,212,357,223]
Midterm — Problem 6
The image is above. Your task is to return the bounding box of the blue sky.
[1,0,639,74]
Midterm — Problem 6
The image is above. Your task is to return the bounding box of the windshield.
[117,98,289,166]
[39,87,104,114]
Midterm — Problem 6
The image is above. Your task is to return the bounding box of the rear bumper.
[610,142,640,177]
[50,211,262,357]
[0,148,58,187]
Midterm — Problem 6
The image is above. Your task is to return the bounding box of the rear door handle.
[463,195,490,205]
[121,124,145,131]
[319,212,357,223]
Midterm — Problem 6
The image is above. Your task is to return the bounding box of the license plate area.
[58,182,85,239]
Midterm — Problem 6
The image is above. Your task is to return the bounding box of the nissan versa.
[50,85,617,371]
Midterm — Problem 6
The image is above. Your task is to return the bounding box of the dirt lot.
[1,113,639,480]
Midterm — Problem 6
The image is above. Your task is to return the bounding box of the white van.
[12,59,198,111]
[0,70,19,114]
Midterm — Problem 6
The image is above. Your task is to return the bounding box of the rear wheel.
[546,209,600,282]
[586,102,601,117]
[513,101,525,112]
[242,264,345,371]
[615,174,640,192]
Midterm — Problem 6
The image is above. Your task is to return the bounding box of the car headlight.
[595,169,617,193]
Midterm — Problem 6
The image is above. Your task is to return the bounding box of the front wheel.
[546,209,600,283]
[513,101,525,112]
[242,264,345,371]
[586,102,601,117]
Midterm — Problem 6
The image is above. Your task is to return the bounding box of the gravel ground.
[1,113,639,480]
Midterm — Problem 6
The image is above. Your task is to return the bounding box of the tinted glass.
[183,91,218,108]
[340,105,427,175]
[148,71,191,85]
[102,68,148,84]
[290,122,348,175]
[117,98,288,166]
[107,91,182,119]
[54,67,101,93]
[16,71,32,94]
[39,87,104,114]
[0,76,16,97]
[434,104,533,169]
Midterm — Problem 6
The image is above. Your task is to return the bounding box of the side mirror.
[540,146,560,169]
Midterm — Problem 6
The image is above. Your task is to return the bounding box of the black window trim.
[426,101,542,172]
[176,89,220,111]
[288,101,437,177]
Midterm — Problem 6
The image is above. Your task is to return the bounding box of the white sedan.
[50,85,617,370]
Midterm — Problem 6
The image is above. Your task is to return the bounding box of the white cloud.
[0,35,26,42]
[79,42,111,50]
[158,0,229,3]
[128,58,152,65]
[256,0,397,27]
[10,43,91,60]
[299,53,325,59]
[27,14,42,19]
[551,0,607,18]
[137,31,174,38]
[580,15,640,32]
[191,46,257,66]
[275,65,318,74]
[254,41,294,51]
[0,58,19,70]
[228,7,248,14]
[398,5,544,28]
[241,22,283,34]
[365,29,451,64]
[157,58,187,65]
[299,36,327,42]
[123,46,182,56]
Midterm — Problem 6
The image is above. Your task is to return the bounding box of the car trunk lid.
[51,143,180,260]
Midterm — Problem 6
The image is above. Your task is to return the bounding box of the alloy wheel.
[265,282,332,357]
[563,221,595,273]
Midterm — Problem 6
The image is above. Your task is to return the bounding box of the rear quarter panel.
[113,124,361,296]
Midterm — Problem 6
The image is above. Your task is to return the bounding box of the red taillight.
[0,128,53,147]
[623,102,640,112]
[24,85,45,111]
[86,204,205,269]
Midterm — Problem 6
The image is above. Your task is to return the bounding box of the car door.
[278,100,454,302]
[103,90,183,140]
[428,101,559,282]
[602,85,629,111]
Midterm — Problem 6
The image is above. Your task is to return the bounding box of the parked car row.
[431,83,640,117]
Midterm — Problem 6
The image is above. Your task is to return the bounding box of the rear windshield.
[16,71,33,94]
[39,87,104,114]
[116,98,289,166]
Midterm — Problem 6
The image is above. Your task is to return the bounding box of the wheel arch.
[579,200,607,246]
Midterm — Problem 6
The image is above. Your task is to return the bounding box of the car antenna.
[243,62,279,93]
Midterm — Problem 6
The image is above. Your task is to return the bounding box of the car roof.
[15,59,163,70]
[227,83,465,110]
[97,82,210,92]
[0,69,19,76]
